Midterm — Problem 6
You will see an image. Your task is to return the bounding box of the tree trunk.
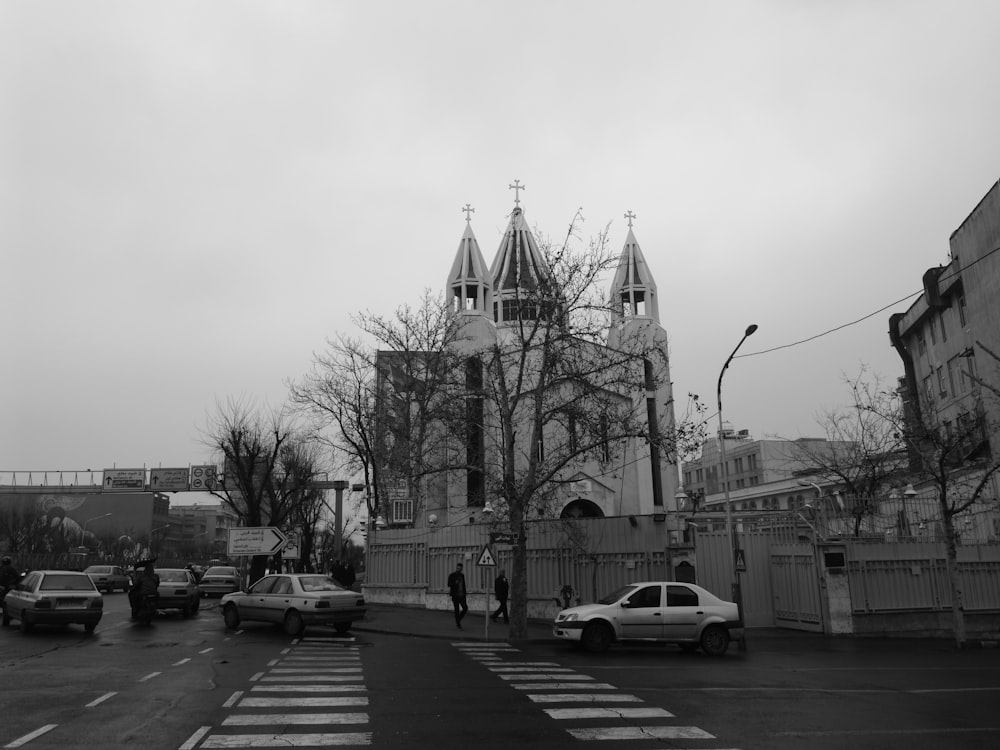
[943,515,967,648]
[509,538,528,642]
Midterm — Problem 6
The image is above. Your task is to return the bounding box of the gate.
[770,543,823,632]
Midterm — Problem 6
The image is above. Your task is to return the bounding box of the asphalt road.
[2,595,999,749]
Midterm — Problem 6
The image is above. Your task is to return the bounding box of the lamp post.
[797,479,826,537]
[901,484,917,538]
[81,513,112,547]
[481,500,494,640]
[717,323,757,651]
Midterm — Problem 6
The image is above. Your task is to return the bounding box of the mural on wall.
[0,492,157,563]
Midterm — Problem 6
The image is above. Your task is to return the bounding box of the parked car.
[198,566,241,598]
[220,573,367,636]
[2,570,104,633]
[155,568,200,617]
[552,581,742,656]
[83,565,131,593]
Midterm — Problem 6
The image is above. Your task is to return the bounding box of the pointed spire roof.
[610,214,659,322]
[490,206,549,295]
[448,207,491,316]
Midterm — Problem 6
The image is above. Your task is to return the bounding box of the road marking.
[249,672,264,681]
[200,647,214,654]
[499,673,593,681]
[238,697,369,707]
[4,725,57,747]
[85,692,117,707]
[777,727,1000,737]
[527,693,643,703]
[258,675,362,682]
[270,667,362,673]
[222,712,369,726]
[512,682,617,690]
[179,726,212,749]
[483,661,560,667]
[568,726,715,740]
[223,691,244,708]
[173,658,191,666]
[200,732,371,747]
[138,672,161,682]
[545,706,675,720]
[250,685,368,693]
[489,666,574,672]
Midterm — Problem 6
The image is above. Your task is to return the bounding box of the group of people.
[446,562,509,630]
[331,560,357,589]
[1,556,22,595]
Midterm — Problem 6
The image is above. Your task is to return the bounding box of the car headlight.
[559,613,578,622]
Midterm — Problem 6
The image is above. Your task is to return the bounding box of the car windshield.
[40,574,96,592]
[298,576,344,592]
[159,571,189,582]
[205,568,237,577]
[597,585,638,605]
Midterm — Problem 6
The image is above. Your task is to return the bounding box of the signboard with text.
[228,527,288,556]
[102,468,145,492]
[149,468,190,492]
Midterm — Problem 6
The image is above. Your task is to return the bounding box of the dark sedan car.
[2,570,104,633]
[198,566,242,598]
[155,568,200,617]
[84,565,131,593]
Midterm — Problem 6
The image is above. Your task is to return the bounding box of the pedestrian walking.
[447,561,468,629]
[491,569,509,623]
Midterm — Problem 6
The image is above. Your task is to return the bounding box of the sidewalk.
[353,603,992,651]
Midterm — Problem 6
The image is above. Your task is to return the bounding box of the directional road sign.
[477,544,497,567]
[102,468,145,492]
[150,468,190,491]
[228,527,289,556]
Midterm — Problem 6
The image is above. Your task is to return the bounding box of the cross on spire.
[509,179,525,207]
[462,203,475,223]
[624,210,636,228]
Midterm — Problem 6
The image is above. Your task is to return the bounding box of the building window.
[747,454,758,471]
[958,294,967,327]
[940,311,948,342]
[948,356,961,395]
[734,457,744,473]
[937,366,947,397]
[929,318,938,345]
[917,332,926,357]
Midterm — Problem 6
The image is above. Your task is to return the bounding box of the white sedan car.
[220,573,366,636]
[553,581,742,656]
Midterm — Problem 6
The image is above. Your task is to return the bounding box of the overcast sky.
[3,1,1000,480]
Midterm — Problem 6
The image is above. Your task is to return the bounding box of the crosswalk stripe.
[200,732,372,747]
[489,666,574,672]
[526,693,643,703]
[270,668,362,673]
[512,682,617,690]
[259,675,362,682]
[499,673,593,681]
[544,707,675,720]
[567,726,715,741]
[238,697,368,707]
[250,685,368,693]
[222,713,368,726]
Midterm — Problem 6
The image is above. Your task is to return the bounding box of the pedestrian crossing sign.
[477,544,496,567]
[734,547,747,572]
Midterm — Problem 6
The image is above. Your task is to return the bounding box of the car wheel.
[581,621,613,653]
[223,604,241,630]
[20,614,34,634]
[284,610,305,636]
[334,622,351,635]
[699,624,729,656]
[2,606,10,627]
[85,622,97,633]
[181,605,191,618]
[192,598,200,614]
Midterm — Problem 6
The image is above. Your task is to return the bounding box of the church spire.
[609,211,660,326]
[489,182,553,325]
[447,204,491,317]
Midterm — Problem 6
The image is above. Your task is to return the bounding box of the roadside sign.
[476,544,496,567]
[489,532,520,545]
[149,468,190,492]
[102,468,145,492]
[191,465,218,490]
[734,548,747,573]
[228,527,288,556]
[282,531,300,559]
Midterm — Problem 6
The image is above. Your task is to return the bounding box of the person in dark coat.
[447,562,468,629]
[491,569,509,623]
[343,563,356,590]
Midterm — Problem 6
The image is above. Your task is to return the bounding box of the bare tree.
[201,397,327,583]
[790,368,908,535]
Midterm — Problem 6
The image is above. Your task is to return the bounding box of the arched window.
[560,499,604,519]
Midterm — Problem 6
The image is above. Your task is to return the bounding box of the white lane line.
[484,662,560,667]
[512,682,617,690]
[199,647,214,654]
[223,691,244,708]
[138,672,161,682]
[250,685,368,693]
[222,712,369,726]
[85,692,117,707]
[280,648,291,654]
[258,675,362,682]
[238,697,369,707]
[4,724,57,747]
[499,673,593,681]
[270,667,362,673]
[527,693,643,703]
[249,672,264,681]
[173,658,191,666]
[568,726,715,741]
[489,666,574,672]
[201,732,371,747]
[545,707,675,720]
[267,659,279,667]
[178,725,211,750]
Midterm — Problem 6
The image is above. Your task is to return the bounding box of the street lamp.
[717,323,757,651]
[797,479,826,536]
[81,513,112,547]
[901,484,917,538]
